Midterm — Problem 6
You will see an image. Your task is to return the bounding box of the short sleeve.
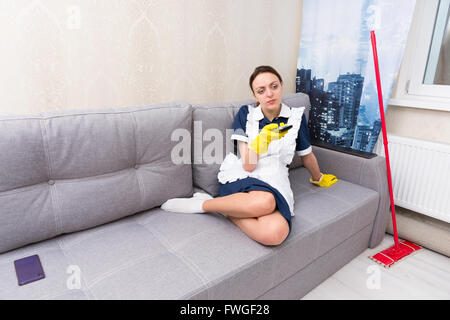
[231,105,249,143]
[295,113,312,156]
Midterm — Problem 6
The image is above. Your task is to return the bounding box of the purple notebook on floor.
[14,254,45,286]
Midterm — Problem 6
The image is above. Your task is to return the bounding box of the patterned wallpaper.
[0,0,302,115]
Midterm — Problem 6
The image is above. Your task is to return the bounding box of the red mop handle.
[370,30,400,249]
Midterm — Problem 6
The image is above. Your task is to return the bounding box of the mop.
[368,30,421,268]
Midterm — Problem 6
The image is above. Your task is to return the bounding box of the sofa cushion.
[192,98,253,197]
[192,92,311,196]
[0,102,193,254]
[0,167,378,299]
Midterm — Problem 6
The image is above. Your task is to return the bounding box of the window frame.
[390,0,450,111]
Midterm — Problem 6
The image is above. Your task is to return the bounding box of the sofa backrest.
[192,92,311,196]
[0,101,192,253]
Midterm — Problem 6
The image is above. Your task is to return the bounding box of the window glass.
[424,0,450,85]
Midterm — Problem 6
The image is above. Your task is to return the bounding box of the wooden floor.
[302,234,450,300]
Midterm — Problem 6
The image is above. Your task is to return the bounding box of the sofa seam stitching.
[85,252,159,290]
[39,119,62,235]
[135,221,213,299]
[62,240,97,300]
[130,112,145,211]
[0,103,190,122]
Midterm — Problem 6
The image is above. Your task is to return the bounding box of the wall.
[383,7,450,255]
[385,106,450,145]
[386,71,450,145]
[0,0,302,115]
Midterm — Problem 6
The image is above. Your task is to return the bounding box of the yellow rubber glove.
[310,173,338,187]
[249,122,288,155]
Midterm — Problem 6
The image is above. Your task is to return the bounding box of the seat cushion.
[0,167,379,300]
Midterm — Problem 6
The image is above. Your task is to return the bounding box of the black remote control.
[271,124,293,133]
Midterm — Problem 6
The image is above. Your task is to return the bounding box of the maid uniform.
[218,103,312,235]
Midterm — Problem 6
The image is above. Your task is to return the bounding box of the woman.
[161,65,337,246]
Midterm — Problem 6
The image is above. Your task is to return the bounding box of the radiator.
[373,134,450,223]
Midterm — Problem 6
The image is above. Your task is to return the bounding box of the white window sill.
[389,96,450,112]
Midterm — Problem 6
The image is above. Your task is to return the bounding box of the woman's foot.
[161,192,213,213]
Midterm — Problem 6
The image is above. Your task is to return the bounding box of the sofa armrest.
[312,145,390,248]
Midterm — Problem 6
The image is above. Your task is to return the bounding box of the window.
[391,0,450,111]
[424,0,450,85]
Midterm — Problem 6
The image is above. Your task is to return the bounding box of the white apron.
[218,104,305,216]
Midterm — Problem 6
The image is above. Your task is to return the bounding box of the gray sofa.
[0,92,389,299]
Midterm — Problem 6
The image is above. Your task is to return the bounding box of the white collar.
[252,102,291,120]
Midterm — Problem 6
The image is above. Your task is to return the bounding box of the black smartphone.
[14,254,45,286]
[271,124,293,133]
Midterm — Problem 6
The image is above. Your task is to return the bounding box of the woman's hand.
[310,173,338,187]
[249,123,288,155]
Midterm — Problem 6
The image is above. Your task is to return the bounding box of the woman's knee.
[259,221,289,246]
[246,191,276,216]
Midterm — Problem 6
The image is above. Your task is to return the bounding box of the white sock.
[161,192,213,213]
[193,192,213,200]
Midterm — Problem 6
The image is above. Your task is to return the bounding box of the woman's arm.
[300,152,322,181]
[238,140,259,172]
[301,152,338,187]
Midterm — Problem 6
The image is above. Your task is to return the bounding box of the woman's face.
[252,72,283,113]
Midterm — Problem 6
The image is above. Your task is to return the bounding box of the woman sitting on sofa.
[161,65,337,246]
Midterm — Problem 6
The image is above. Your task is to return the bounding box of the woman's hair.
[249,65,283,93]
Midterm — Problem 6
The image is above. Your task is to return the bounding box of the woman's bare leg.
[202,190,276,219]
[228,210,289,246]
